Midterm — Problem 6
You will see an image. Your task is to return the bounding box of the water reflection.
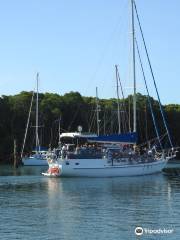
[0,165,47,176]
[0,164,180,240]
[46,178,61,193]
[43,174,180,239]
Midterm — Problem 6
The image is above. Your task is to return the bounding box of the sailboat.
[22,73,48,166]
[44,0,177,177]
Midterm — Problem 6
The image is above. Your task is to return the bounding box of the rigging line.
[89,108,96,133]
[20,90,35,159]
[96,87,100,135]
[88,101,98,133]
[59,127,69,133]
[144,100,148,142]
[116,65,130,132]
[115,65,121,134]
[36,73,40,152]
[88,104,95,132]
[86,0,128,90]
[131,0,137,133]
[67,103,82,131]
[137,132,167,148]
[102,109,114,134]
[133,0,173,148]
[108,111,113,133]
[110,109,114,134]
[135,38,163,149]
[99,108,112,134]
[116,66,125,133]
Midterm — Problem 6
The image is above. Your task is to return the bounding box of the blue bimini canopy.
[87,132,137,144]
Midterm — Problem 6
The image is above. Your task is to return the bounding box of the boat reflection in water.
[44,173,175,237]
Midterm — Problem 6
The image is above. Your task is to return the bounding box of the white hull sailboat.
[44,0,177,177]
[46,136,176,177]
[23,153,48,166]
[51,158,167,178]
[22,73,48,166]
[22,153,48,167]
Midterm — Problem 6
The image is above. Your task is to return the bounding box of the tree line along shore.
[0,91,179,164]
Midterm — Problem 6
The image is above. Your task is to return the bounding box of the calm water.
[0,164,180,240]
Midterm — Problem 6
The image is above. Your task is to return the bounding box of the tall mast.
[131,0,136,133]
[58,116,61,148]
[115,65,121,134]
[96,87,100,136]
[36,73,39,153]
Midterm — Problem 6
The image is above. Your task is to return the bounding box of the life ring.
[48,167,60,175]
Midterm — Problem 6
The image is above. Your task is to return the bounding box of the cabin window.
[75,162,79,165]
[66,162,70,165]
